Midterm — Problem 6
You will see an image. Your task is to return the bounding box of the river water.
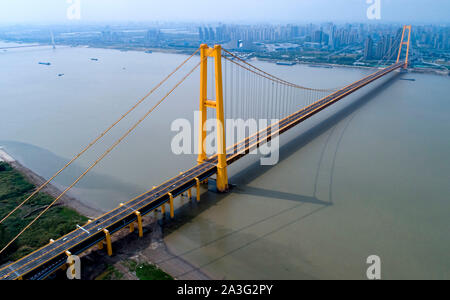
[1,42,449,279]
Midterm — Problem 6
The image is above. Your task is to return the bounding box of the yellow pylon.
[197,44,228,192]
[396,25,412,68]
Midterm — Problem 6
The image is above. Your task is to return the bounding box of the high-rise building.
[364,36,374,60]
[328,25,336,49]
[198,27,204,41]
[146,29,160,42]
[208,27,215,41]
[375,36,386,59]
[313,30,323,44]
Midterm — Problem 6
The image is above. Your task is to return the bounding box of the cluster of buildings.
[197,23,367,49]
[0,22,448,69]
[363,25,450,62]
[363,31,403,60]
[197,23,448,60]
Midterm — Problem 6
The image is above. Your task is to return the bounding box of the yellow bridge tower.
[397,25,412,68]
[198,44,228,192]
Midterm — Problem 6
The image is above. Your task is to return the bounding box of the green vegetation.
[135,263,173,280]
[95,265,124,280]
[123,259,138,272]
[124,259,173,280]
[0,162,87,264]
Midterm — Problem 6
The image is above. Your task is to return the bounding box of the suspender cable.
[222,48,337,92]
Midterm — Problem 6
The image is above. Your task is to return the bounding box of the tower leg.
[213,45,228,192]
[198,44,208,164]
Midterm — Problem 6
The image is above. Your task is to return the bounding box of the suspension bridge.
[0,26,412,280]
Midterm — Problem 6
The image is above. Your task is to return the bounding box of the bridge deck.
[0,45,49,50]
[0,61,405,280]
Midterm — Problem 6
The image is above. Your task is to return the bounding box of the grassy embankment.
[0,162,87,264]
[0,162,173,280]
[96,260,173,280]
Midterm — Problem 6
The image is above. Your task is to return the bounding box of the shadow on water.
[233,185,331,206]
[229,72,402,196]
[157,73,402,275]
[175,205,328,279]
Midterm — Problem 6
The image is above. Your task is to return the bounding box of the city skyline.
[2,21,448,74]
[0,0,449,25]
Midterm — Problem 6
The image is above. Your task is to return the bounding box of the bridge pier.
[168,193,174,219]
[129,222,134,233]
[195,178,201,202]
[103,229,112,256]
[135,211,143,238]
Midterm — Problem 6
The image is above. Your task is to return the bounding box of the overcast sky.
[0,0,449,24]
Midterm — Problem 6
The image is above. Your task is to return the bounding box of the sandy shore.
[0,147,104,219]
[0,147,15,163]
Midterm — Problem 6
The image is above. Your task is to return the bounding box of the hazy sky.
[0,0,449,24]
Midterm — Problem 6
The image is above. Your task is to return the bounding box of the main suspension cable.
[0,57,204,256]
[222,48,337,92]
[0,47,200,226]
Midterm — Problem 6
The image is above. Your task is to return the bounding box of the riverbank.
[80,211,213,280]
[256,57,450,76]
[2,39,448,77]
[0,159,88,264]
[84,44,449,77]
